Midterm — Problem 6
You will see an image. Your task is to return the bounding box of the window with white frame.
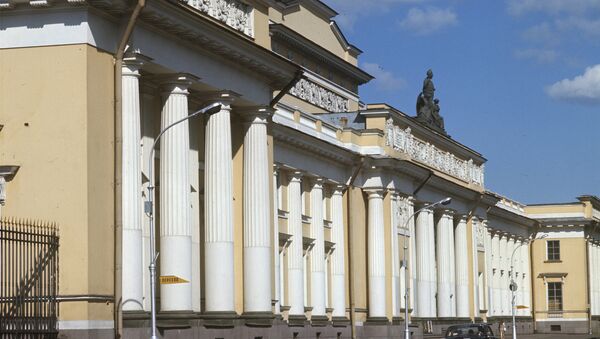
[547,282,563,311]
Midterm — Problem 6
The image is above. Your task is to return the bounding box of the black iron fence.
[0,217,59,338]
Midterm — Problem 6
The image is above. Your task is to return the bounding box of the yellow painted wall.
[0,44,115,321]
[531,237,589,320]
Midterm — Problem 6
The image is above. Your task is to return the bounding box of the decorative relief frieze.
[385,118,485,186]
[392,195,412,233]
[187,0,253,37]
[289,78,349,112]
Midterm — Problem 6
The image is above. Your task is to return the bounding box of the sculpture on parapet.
[416,69,446,134]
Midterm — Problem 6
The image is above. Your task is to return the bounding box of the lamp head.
[201,102,222,115]
[440,197,452,206]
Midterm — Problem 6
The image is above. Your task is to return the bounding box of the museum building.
[0,0,599,338]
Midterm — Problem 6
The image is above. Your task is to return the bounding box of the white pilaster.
[484,228,494,318]
[491,232,500,316]
[471,218,480,317]
[287,171,305,317]
[242,108,273,314]
[310,178,326,317]
[330,185,347,318]
[407,198,417,316]
[436,210,455,318]
[455,215,470,318]
[189,113,201,313]
[366,188,386,319]
[391,193,401,318]
[204,92,237,313]
[121,57,144,311]
[159,74,195,311]
[515,239,524,316]
[416,206,435,318]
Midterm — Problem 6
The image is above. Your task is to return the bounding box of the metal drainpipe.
[346,157,364,339]
[114,1,145,337]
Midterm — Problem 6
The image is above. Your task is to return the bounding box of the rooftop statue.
[416,69,446,135]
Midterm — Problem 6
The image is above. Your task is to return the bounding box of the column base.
[202,311,237,328]
[156,311,197,329]
[365,317,390,325]
[392,316,404,325]
[332,316,350,327]
[287,314,308,327]
[241,311,274,327]
[310,315,329,327]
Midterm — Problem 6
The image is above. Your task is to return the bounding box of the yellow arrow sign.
[159,275,189,284]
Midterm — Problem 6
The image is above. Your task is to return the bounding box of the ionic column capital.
[122,53,152,77]
[310,177,325,189]
[364,188,384,200]
[159,73,199,96]
[238,106,274,125]
[332,184,345,196]
[288,171,303,183]
[203,90,241,108]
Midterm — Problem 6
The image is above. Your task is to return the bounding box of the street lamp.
[402,197,452,339]
[509,233,547,339]
[143,102,222,339]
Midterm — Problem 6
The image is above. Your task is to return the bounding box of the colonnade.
[487,231,531,317]
[120,57,276,315]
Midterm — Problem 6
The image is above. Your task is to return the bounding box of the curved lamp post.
[509,233,547,339]
[402,197,452,339]
[143,102,222,339]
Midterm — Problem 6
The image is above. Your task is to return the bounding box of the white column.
[499,235,508,315]
[455,215,470,318]
[159,75,195,311]
[189,117,201,313]
[521,243,533,316]
[204,92,237,313]
[485,228,494,318]
[273,167,281,315]
[391,193,401,318]
[407,198,417,316]
[416,207,435,318]
[121,58,144,311]
[436,210,455,318]
[287,171,305,317]
[590,243,597,316]
[366,189,386,319]
[310,178,326,317]
[491,232,500,316]
[242,108,272,314]
[331,185,347,318]
[515,239,524,316]
[471,218,480,317]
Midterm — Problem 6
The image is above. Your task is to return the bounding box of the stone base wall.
[486,316,534,336]
[535,320,589,334]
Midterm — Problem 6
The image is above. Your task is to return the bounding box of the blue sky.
[323,0,600,204]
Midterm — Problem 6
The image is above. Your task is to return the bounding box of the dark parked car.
[444,323,496,339]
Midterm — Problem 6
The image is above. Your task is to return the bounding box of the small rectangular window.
[547,240,560,260]
[547,282,563,311]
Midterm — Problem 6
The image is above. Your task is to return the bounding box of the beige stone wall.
[0,44,115,322]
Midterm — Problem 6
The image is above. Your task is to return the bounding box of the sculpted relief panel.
[385,118,485,186]
[289,78,350,112]
[187,0,253,37]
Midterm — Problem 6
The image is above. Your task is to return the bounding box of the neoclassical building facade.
[0,0,598,338]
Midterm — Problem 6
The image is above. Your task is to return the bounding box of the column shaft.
[287,172,305,316]
[310,179,326,316]
[243,110,272,313]
[121,60,143,311]
[273,168,281,315]
[330,186,346,318]
[367,189,386,318]
[455,216,470,318]
[159,77,193,311]
[204,99,235,312]
[416,207,435,317]
[499,235,508,315]
[436,211,455,318]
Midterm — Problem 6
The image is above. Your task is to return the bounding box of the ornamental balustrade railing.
[289,78,350,113]
[187,0,254,37]
[385,119,485,186]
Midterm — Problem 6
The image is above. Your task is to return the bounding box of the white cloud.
[323,0,424,31]
[398,7,457,35]
[508,0,600,16]
[514,48,558,64]
[546,64,600,104]
[555,17,600,37]
[361,62,406,92]
[521,22,558,45]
